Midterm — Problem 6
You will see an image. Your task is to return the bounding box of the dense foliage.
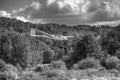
[73,57,101,69]
[104,56,120,69]
[0,17,120,79]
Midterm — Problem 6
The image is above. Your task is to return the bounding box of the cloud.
[0,10,31,22]
[15,16,31,22]
[0,1,41,23]
[12,0,93,24]
[12,1,41,19]
[2,0,120,25]
[0,10,11,18]
[91,20,120,26]
[31,0,90,18]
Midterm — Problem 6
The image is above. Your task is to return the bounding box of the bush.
[0,64,19,80]
[74,57,101,69]
[51,60,66,70]
[34,64,50,72]
[16,63,23,72]
[43,51,52,64]
[104,56,120,69]
[0,59,6,71]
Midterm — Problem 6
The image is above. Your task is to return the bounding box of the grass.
[1,64,120,80]
[66,68,120,80]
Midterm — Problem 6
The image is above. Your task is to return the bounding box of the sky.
[0,0,120,26]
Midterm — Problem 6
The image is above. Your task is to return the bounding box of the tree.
[0,32,31,68]
[100,30,120,55]
[72,34,101,61]
[11,33,30,68]
[0,33,13,62]
[65,34,102,68]
[0,59,6,71]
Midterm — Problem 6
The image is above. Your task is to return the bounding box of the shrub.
[16,63,23,72]
[43,51,52,64]
[0,59,6,71]
[0,64,19,80]
[34,64,50,72]
[104,56,120,69]
[51,60,66,70]
[74,57,101,69]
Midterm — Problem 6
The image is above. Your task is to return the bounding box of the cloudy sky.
[0,0,120,25]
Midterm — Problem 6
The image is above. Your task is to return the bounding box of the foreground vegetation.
[1,17,120,80]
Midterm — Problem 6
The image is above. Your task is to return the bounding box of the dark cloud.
[0,0,33,12]
[87,0,105,12]
[3,0,120,25]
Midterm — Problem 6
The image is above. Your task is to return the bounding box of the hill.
[1,17,120,80]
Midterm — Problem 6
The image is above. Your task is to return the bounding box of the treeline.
[0,17,120,71]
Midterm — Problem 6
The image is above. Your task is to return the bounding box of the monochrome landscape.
[0,0,120,80]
